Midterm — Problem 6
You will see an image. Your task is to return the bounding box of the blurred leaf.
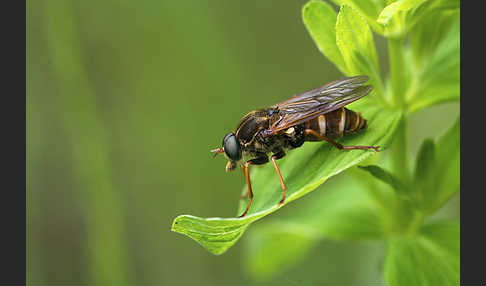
[244,222,319,280]
[377,0,458,39]
[409,7,459,67]
[302,0,348,74]
[172,99,402,254]
[407,16,460,113]
[43,0,132,285]
[376,0,424,37]
[377,1,402,26]
[358,165,408,196]
[407,80,460,113]
[376,0,450,38]
[429,117,460,213]
[434,0,460,10]
[243,171,390,280]
[413,139,436,200]
[384,220,460,286]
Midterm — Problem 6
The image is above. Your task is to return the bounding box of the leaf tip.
[170,214,187,233]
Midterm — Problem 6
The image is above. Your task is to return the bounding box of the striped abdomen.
[304,107,367,141]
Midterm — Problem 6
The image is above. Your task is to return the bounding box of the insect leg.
[240,166,249,199]
[238,155,269,218]
[304,129,379,151]
[238,162,253,218]
[271,151,287,205]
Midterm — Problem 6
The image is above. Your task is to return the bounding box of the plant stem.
[388,37,406,108]
[387,36,410,185]
[391,116,410,184]
[405,209,425,236]
[44,1,132,285]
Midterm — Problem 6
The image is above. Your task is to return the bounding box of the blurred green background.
[27,0,459,285]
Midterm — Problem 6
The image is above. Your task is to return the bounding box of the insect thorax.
[235,109,299,156]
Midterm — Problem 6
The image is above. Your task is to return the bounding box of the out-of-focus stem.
[388,37,406,108]
[387,36,410,185]
[43,0,132,285]
[392,116,410,185]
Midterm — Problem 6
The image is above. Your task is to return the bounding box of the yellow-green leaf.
[336,4,382,96]
[302,0,347,74]
[384,220,460,286]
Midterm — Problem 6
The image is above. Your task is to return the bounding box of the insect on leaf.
[172,99,402,255]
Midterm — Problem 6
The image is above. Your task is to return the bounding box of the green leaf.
[409,6,459,67]
[409,118,459,214]
[414,139,435,173]
[377,0,458,39]
[172,99,402,254]
[407,15,460,112]
[433,0,460,10]
[376,0,432,38]
[329,0,386,34]
[376,0,459,37]
[330,0,384,19]
[336,4,383,95]
[431,117,460,213]
[336,4,379,73]
[407,81,460,113]
[377,1,402,26]
[384,220,459,286]
[243,221,320,280]
[358,165,408,196]
[302,0,348,74]
[413,138,436,202]
[243,171,391,279]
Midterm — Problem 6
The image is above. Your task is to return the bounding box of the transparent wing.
[268,76,373,133]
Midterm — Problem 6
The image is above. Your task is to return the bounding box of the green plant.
[172,0,459,284]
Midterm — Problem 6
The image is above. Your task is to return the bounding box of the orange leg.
[239,167,248,199]
[238,161,253,218]
[271,155,287,205]
[304,129,379,152]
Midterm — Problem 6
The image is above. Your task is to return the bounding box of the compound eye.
[222,133,241,161]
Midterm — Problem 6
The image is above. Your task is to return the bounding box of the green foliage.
[424,117,460,213]
[302,1,347,74]
[243,172,387,279]
[329,0,385,33]
[172,0,459,284]
[243,0,458,284]
[407,14,460,112]
[358,165,409,196]
[384,221,460,286]
[242,119,459,281]
[336,5,383,96]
